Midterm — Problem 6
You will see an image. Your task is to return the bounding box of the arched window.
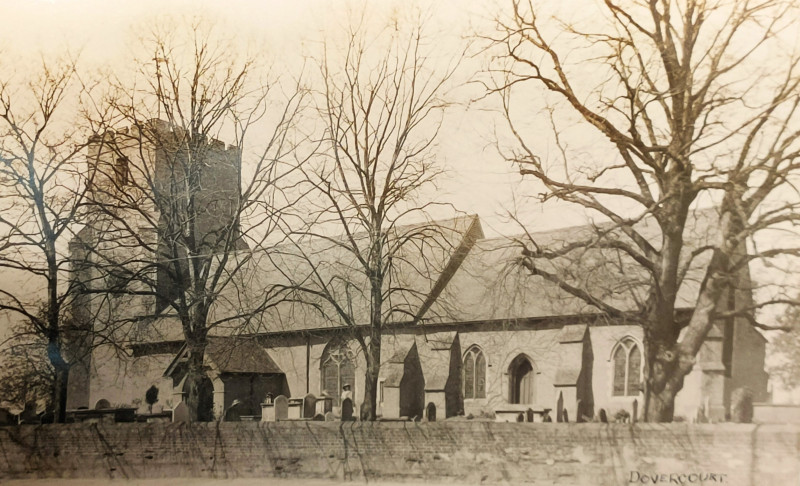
[612,338,642,397]
[463,346,486,399]
[320,341,355,406]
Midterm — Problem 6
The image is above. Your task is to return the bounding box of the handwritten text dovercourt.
[629,472,727,484]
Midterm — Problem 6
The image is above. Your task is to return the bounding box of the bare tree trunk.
[643,337,681,422]
[360,336,382,421]
[45,337,70,423]
[52,364,70,424]
[184,346,206,422]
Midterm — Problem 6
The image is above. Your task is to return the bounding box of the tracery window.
[612,338,642,397]
[320,341,355,406]
[463,346,486,399]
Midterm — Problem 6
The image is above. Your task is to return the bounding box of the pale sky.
[1,0,798,372]
[0,0,586,238]
[1,0,798,275]
[0,0,574,349]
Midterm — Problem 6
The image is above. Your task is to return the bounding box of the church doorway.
[509,355,535,404]
[426,402,437,422]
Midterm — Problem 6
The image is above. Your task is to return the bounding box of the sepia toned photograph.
[0,1,799,485]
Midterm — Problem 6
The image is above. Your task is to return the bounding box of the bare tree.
[486,0,800,421]
[0,317,56,417]
[0,56,102,422]
[770,296,800,390]
[82,19,309,421]
[278,17,462,421]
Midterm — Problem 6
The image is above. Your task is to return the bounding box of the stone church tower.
[66,120,242,409]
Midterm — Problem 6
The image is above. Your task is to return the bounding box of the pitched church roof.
[426,207,720,325]
[164,336,283,377]
[140,207,727,347]
[204,213,485,335]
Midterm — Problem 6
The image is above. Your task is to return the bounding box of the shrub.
[614,409,631,423]
[145,385,159,413]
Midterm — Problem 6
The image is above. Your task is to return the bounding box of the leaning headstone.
[173,402,190,423]
[341,398,354,421]
[274,395,288,421]
[303,393,316,419]
[562,408,569,423]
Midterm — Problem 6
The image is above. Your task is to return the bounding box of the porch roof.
[164,336,284,377]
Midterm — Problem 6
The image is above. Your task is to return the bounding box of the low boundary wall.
[1,422,798,485]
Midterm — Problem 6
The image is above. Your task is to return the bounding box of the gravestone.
[562,408,569,423]
[261,402,276,422]
[316,396,333,416]
[19,403,39,424]
[341,398,354,421]
[287,398,303,419]
[694,404,706,424]
[274,395,288,421]
[95,399,111,410]
[632,399,638,424]
[325,411,335,421]
[731,387,754,423]
[303,394,316,419]
[556,392,564,422]
[225,401,242,422]
[173,402,190,423]
[598,408,608,423]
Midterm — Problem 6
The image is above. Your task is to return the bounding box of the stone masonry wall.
[0,422,798,485]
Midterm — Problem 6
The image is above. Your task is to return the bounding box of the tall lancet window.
[463,346,486,399]
[612,337,642,396]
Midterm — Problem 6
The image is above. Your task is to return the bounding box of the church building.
[67,123,769,423]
